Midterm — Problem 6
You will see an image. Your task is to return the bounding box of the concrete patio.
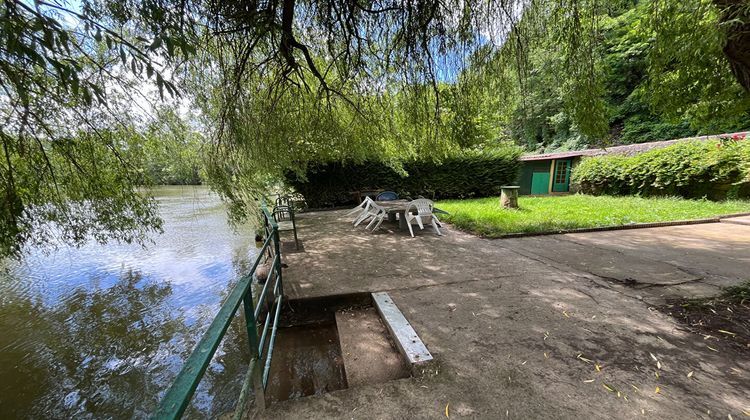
[256,209,749,419]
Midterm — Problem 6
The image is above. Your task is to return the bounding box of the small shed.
[515,132,750,195]
[517,151,586,195]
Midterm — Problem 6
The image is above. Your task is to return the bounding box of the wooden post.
[548,159,555,194]
[500,186,520,209]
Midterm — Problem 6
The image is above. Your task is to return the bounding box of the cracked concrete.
[251,209,750,419]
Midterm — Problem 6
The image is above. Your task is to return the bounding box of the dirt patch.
[659,282,750,355]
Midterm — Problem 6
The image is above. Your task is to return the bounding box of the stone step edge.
[371,292,433,372]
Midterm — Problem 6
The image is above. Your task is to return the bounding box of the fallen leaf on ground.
[521,360,527,365]
[717,329,736,336]
[603,383,615,392]
[655,386,661,394]
[707,345,719,352]
[583,379,595,383]
[650,353,658,362]
[595,364,601,372]
[445,403,449,418]
[631,384,640,392]
[544,352,548,359]
[563,311,570,318]
[687,371,693,378]
[657,361,661,370]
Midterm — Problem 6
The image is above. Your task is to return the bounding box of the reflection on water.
[0,186,257,419]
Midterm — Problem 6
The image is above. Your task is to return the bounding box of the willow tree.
[2,0,749,256]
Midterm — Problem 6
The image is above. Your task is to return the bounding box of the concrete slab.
[557,223,750,291]
[249,209,750,420]
[335,307,408,387]
[282,211,549,299]
[721,215,750,226]
[507,235,700,286]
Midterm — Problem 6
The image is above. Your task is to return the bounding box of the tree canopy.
[1,0,749,256]
[488,0,750,152]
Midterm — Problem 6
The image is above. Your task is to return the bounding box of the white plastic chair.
[347,197,374,225]
[404,199,442,237]
[365,202,388,232]
[355,197,384,227]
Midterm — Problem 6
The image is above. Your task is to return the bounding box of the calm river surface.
[0,186,257,419]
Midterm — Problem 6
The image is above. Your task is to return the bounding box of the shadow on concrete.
[254,209,750,419]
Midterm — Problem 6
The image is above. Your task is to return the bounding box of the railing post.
[272,226,283,297]
[242,291,259,358]
[251,357,266,411]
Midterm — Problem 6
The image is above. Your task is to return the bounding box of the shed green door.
[531,172,550,194]
[552,159,572,192]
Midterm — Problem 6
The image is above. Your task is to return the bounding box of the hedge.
[571,138,750,199]
[286,147,522,208]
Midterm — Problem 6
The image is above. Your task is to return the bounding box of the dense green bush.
[287,147,523,208]
[571,138,750,199]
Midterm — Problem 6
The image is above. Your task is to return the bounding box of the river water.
[0,186,257,419]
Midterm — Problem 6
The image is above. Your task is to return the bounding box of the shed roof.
[519,131,748,162]
[519,150,589,161]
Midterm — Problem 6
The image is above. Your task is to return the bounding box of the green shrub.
[571,138,750,199]
[287,146,523,207]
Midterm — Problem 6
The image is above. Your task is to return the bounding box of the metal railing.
[153,203,284,419]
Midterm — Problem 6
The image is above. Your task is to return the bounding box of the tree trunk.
[714,0,750,93]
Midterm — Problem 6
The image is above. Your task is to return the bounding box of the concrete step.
[721,216,750,226]
[335,307,408,387]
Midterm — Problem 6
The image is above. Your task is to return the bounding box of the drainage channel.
[263,323,347,403]
[260,292,432,405]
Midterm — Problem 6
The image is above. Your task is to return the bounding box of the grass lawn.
[436,194,750,237]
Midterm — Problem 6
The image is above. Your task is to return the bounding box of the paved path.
[722,215,750,226]
[253,210,750,419]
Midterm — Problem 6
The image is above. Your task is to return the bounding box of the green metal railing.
[153,203,284,420]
